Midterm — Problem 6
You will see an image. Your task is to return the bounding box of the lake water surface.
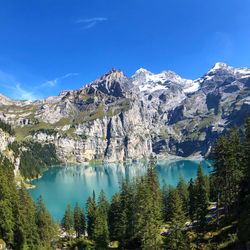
[29,160,211,222]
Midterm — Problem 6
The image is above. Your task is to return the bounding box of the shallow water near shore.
[29,160,211,222]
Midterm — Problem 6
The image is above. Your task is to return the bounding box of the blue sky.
[0,0,250,100]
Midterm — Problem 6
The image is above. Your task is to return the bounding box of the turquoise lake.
[29,160,211,222]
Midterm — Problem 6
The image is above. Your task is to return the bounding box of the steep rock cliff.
[1,63,250,162]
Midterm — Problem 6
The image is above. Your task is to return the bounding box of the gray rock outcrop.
[1,63,250,162]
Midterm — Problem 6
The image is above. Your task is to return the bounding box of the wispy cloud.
[1,82,38,100]
[14,84,37,100]
[0,70,38,100]
[76,17,108,29]
[41,73,79,87]
[0,70,79,100]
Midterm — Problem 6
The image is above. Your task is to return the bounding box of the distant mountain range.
[1,62,250,162]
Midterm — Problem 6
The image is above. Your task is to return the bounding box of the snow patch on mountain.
[183,80,200,93]
[207,62,250,78]
[139,83,167,92]
[132,68,199,93]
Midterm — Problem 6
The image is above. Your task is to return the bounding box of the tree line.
[9,141,60,179]
[0,119,15,136]
[0,153,57,249]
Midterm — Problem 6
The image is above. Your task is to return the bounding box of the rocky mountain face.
[1,62,250,163]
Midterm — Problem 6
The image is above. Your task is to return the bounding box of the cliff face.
[0,129,14,152]
[1,63,250,163]
[0,128,20,176]
[31,102,152,162]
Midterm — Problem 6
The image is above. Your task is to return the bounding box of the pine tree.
[93,191,109,249]
[35,196,57,248]
[129,157,163,249]
[162,183,171,222]
[195,165,209,233]
[13,224,25,250]
[108,193,123,241]
[17,185,39,249]
[193,165,209,249]
[118,180,136,248]
[177,176,189,215]
[61,204,74,234]
[0,155,17,247]
[142,161,162,249]
[86,191,97,240]
[74,203,85,238]
[227,129,244,212]
[238,118,250,243]
[0,200,14,245]
[98,190,109,216]
[0,169,15,245]
[211,129,243,216]
[0,153,59,249]
[165,188,187,250]
[188,178,196,222]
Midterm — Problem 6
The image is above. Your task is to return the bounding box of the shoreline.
[58,153,205,166]
[26,155,207,189]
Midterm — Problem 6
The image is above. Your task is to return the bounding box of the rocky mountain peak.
[213,62,229,69]
[207,62,233,75]
[131,68,197,94]
[100,68,126,82]
[1,63,250,162]
[0,93,10,105]
[202,62,250,87]
[161,70,184,82]
[133,68,153,75]
[132,68,179,83]
[85,68,128,97]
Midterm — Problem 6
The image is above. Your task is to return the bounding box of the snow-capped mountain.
[0,62,250,162]
[131,68,199,94]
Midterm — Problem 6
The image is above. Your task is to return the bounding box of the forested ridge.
[0,118,250,249]
[9,141,60,179]
[0,153,57,249]
[0,119,15,136]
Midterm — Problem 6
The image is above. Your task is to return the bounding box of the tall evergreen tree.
[108,193,123,241]
[17,186,39,249]
[238,118,250,244]
[165,188,187,250]
[211,129,243,216]
[61,204,74,234]
[195,165,209,234]
[93,191,110,249]
[86,191,97,240]
[118,180,136,248]
[73,203,85,238]
[98,190,109,216]
[177,176,189,215]
[162,183,171,222]
[0,155,17,247]
[142,161,163,249]
[0,154,43,249]
[0,170,15,245]
[188,178,196,222]
[0,200,14,246]
[35,196,57,248]
[131,157,163,249]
